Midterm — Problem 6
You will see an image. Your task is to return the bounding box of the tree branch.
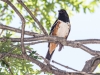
[82,56,100,72]
[0,36,100,56]
[79,44,100,56]
[52,60,91,75]
[0,23,44,36]
[0,52,99,75]
[17,0,48,35]
[52,60,79,72]
[21,36,100,57]
[2,0,26,55]
[75,39,100,44]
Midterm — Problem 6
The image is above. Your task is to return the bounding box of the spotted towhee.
[45,9,71,61]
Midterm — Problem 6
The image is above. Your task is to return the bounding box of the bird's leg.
[55,41,63,51]
[58,43,63,51]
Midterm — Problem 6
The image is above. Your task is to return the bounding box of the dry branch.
[0,23,44,36]
[82,56,100,72]
[17,0,48,35]
[1,0,26,55]
[0,52,99,75]
[0,36,100,56]
[75,39,100,44]
[52,60,79,71]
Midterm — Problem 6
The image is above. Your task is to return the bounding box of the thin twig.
[52,60,91,75]
[17,0,48,35]
[52,60,78,71]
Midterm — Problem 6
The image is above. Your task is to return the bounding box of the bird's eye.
[62,10,65,12]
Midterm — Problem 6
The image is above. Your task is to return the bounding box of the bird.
[45,9,71,61]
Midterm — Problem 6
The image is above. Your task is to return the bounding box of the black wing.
[45,19,58,61]
[49,19,58,35]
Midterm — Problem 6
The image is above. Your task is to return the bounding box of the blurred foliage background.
[0,0,100,33]
[0,0,100,75]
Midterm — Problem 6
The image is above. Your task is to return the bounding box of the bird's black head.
[58,9,70,22]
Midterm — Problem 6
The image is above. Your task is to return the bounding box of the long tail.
[46,43,57,61]
[45,49,55,61]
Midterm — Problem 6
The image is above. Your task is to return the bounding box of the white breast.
[56,20,70,37]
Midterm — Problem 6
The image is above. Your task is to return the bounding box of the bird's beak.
[58,10,61,13]
[58,10,60,12]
